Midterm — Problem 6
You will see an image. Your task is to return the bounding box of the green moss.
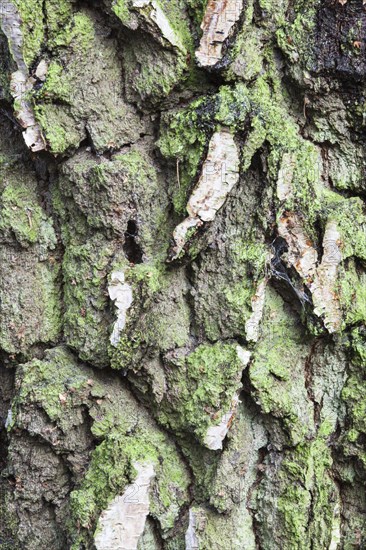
[259,0,287,23]
[14,347,92,424]
[49,11,95,51]
[63,235,114,367]
[276,0,319,68]
[0,181,56,247]
[43,123,68,153]
[224,283,253,323]
[157,72,321,229]
[218,240,266,338]
[111,0,132,25]
[72,430,189,536]
[231,239,267,278]
[190,237,268,342]
[45,0,73,44]
[116,259,165,293]
[71,425,190,534]
[350,327,366,366]
[145,301,190,352]
[226,25,264,82]
[120,0,195,103]
[157,96,214,213]
[325,195,366,261]
[110,331,144,371]
[342,375,366,434]
[14,0,45,66]
[112,149,156,182]
[110,261,189,370]
[255,426,338,550]
[39,61,71,102]
[157,342,245,442]
[250,286,313,444]
[61,149,167,254]
[113,0,193,53]
[186,0,208,24]
[124,37,188,103]
[157,0,194,53]
[338,260,366,327]
[35,103,81,154]
[36,261,62,341]
[216,84,251,129]
[337,329,366,467]
[51,183,89,242]
[277,436,335,549]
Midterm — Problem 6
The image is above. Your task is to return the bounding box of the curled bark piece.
[278,213,342,332]
[196,0,244,67]
[0,1,46,151]
[278,213,318,283]
[0,0,26,72]
[35,59,48,81]
[169,216,203,261]
[94,462,155,550]
[169,129,239,261]
[108,271,133,346]
[10,71,46,152]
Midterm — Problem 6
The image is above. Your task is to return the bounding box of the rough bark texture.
[1,0,366,548]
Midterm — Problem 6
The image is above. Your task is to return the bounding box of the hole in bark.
[123,219,143,264]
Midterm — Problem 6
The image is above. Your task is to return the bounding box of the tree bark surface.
[0,0,366,548]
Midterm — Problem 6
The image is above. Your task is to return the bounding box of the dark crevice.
[123,219,143,264]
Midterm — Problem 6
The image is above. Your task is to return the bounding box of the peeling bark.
[196,0,244,67]
[94,462,155,550]
[0,1,45,151]
[108,271,133,346]
[278,213,342,332]
[169,128,239,260]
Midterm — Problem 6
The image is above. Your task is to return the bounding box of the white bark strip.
[245,279,268,342]
[108,271,133,346]
[196,0,244,67]
[277,153,296,201]
[170,129,239,260]
[94,462,155,550]
[310,220,342,332]
[278,214,342,332]
[187,130,240,221]
[0,1,46,151]
[185,509,200,550]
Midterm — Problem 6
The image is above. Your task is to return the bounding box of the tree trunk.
[0,0,365,548]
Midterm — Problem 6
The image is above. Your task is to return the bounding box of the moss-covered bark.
[1,0,366,548]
